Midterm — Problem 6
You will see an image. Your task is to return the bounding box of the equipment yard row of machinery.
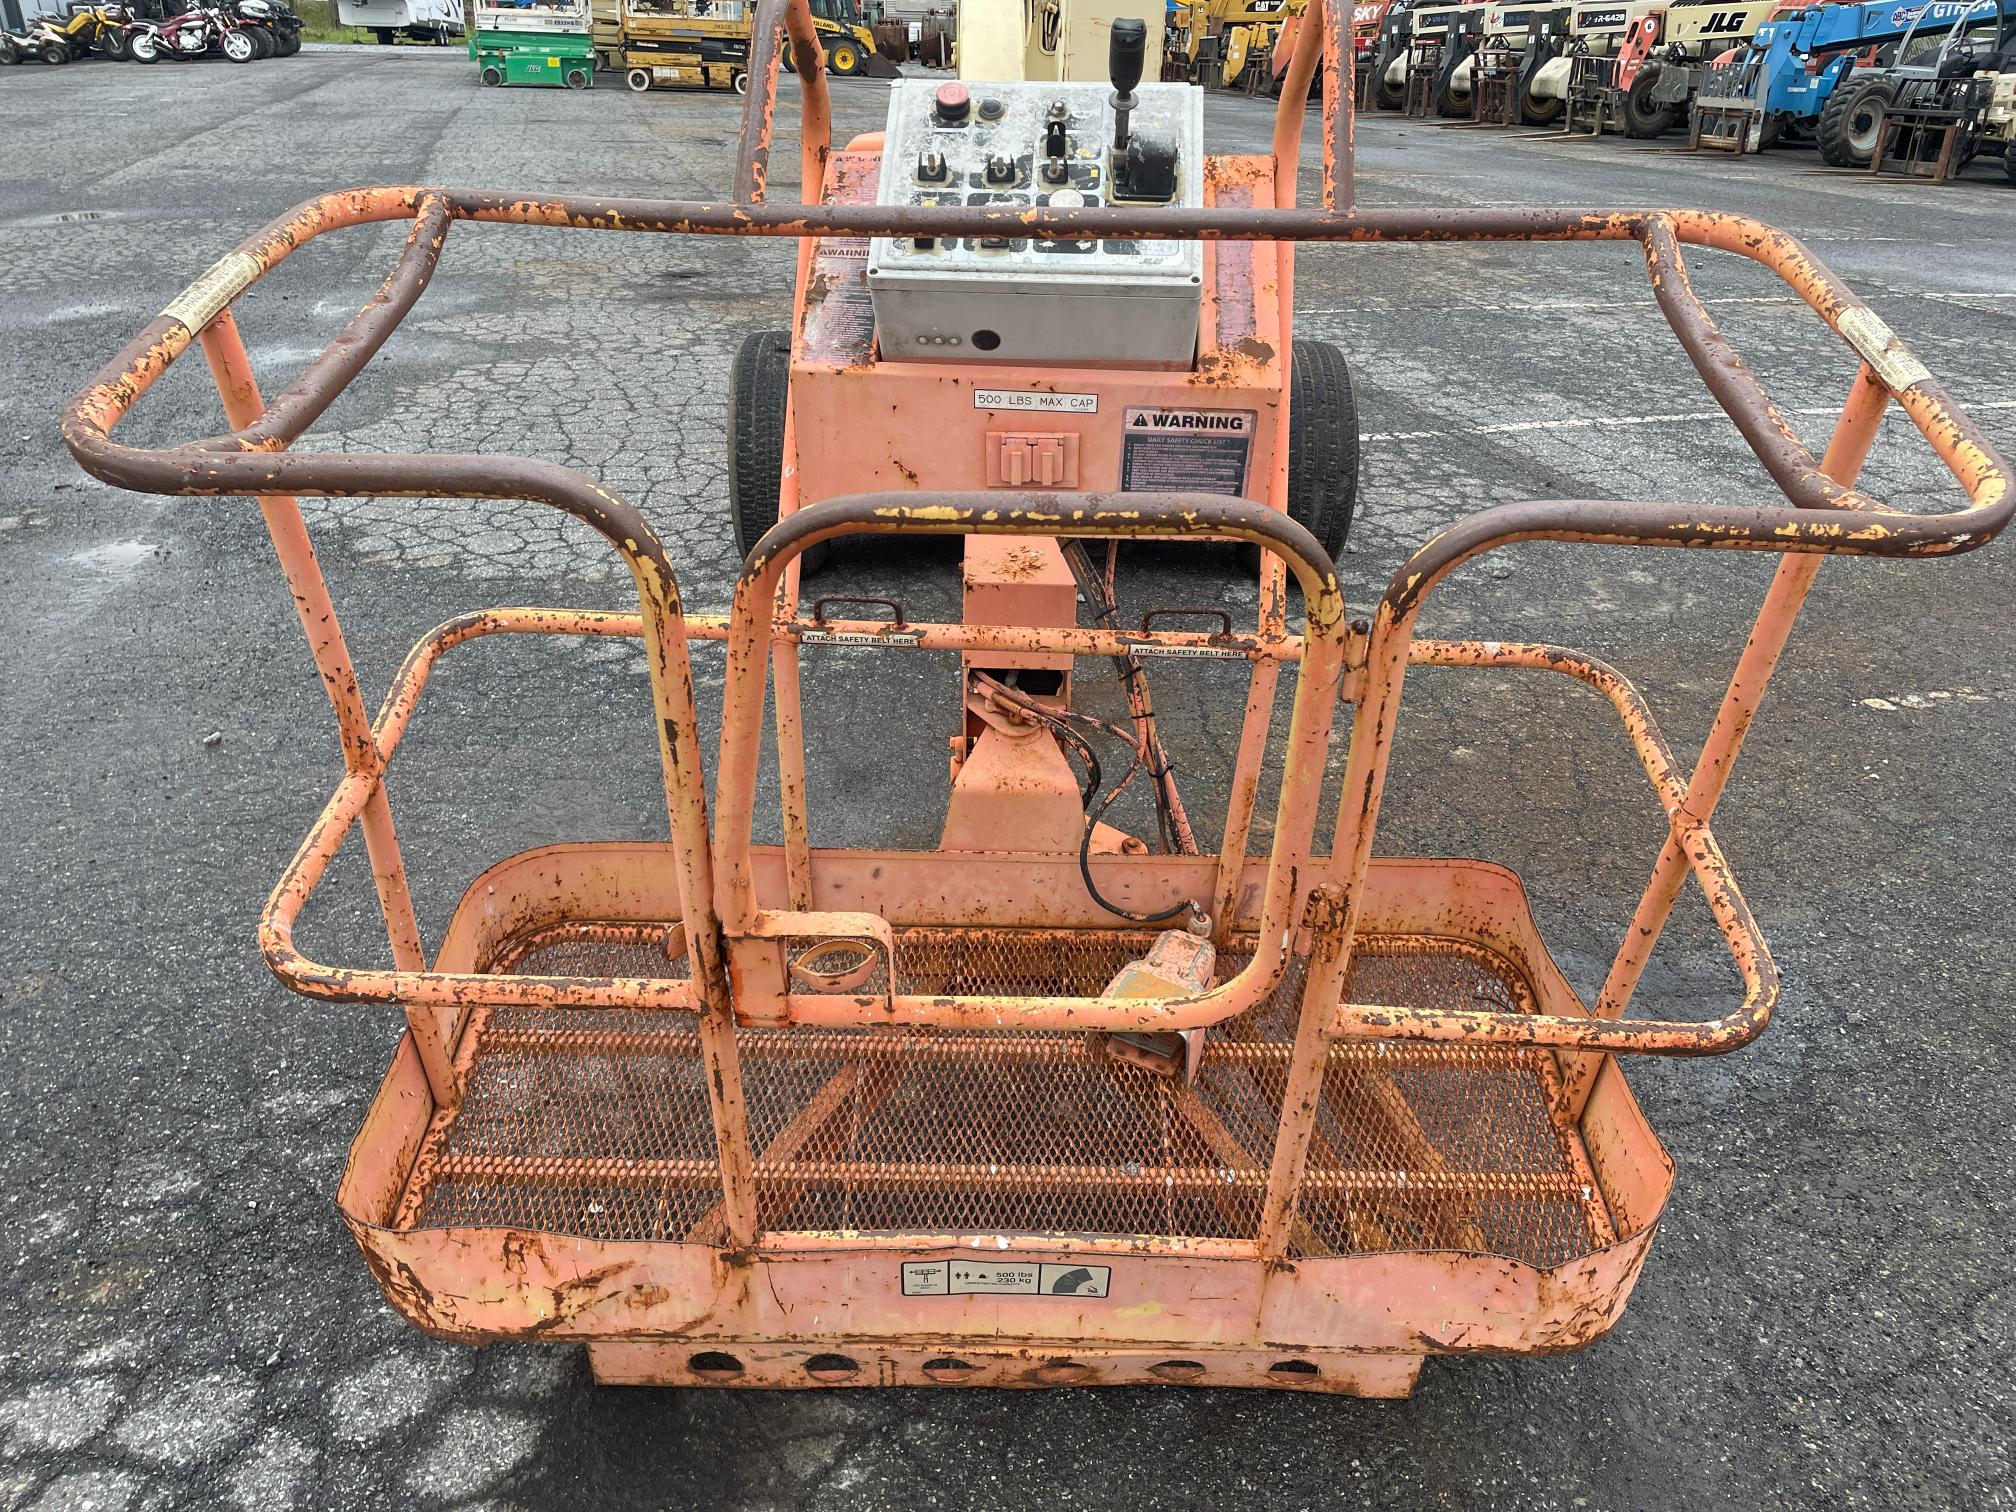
[1357,0,2016,183]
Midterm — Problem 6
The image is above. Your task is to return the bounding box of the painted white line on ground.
[1361,398,2016,444]
[1299,295,1805,317]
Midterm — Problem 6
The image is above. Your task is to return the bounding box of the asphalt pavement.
[1,43,2013,1512]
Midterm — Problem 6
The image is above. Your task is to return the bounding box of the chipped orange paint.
[55,0,2013,1395]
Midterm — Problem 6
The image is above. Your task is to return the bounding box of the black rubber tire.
[1375,57,1405,110]
[1518,80,1564,125]
[1284,339,1360,564]
[373,26,393,45]
[250,27,274,58]
[826,38,865,76]
[0,45,18,63]
[1622,73,1677,137]
[2004,145,2016,185]
[479,63,502,85]
[564,64,589,88]
[43,42,69,63]
[781,44,796,72]
[626,66,651,91]
[728,331,827,574]
[1817,74,1895,166]
[276,31,299,55]
[1432,67,1468,117]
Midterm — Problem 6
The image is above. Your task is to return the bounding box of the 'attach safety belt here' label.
[900,1261,1112,1298]
[1120,407,1256,497]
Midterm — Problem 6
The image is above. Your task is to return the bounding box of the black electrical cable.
[973,674,1191,925]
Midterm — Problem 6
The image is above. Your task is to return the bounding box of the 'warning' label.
[900,1261,1112,1298]
[1121,407,1256,497]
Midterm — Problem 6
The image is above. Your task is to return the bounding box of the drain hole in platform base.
[689,1351,744,1379]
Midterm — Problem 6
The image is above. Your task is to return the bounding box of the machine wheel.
[221,27,256,60]
[479,63,503,85]
[1621,74,1677,137]
[825,37,865,75]
[128,31,158,61]
[2004,145,2016,185]
[0,45,17,63]
[728,330,827,575]
[42,41,69,63]
[564,64,589,88]
[1284,339,1360,564]
[97,31,129,59]
[1375,65,1404,111]
[373,26,393,45]
[781,43,796,72]
[626,66,651,91]
[249,27,274,57]
[280,32,301,54]
[1817,75,1895,166]
[732,68,748,94]
[1518,81,1564,125]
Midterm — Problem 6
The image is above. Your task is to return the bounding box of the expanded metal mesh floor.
[403,924,1613,1267]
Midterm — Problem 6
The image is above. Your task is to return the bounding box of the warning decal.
[900,1261,1112,1298]
[1121,407,1256,497]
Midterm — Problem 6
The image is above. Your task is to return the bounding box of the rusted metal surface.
[57,0,2014,1393]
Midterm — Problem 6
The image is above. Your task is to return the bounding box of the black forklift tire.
[1518,82,1564,125]
[728,330,827,575]
[1375,67,1405,110]
[1622,74,1677,137]
[1817,75,1895,166]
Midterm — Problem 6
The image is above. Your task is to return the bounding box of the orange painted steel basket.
[62,0,2010,1395]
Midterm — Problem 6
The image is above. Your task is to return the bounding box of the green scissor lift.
[472,0,596,87]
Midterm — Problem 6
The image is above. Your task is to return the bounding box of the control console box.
[866,79,1206,367]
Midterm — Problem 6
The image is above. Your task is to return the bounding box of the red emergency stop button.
[934,82,971,123]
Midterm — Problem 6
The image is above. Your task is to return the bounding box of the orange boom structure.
[63,0,2010,1396]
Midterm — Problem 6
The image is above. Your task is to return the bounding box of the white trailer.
[338,0,466,43]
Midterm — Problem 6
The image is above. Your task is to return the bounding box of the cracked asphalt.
[3,41,2014,1512]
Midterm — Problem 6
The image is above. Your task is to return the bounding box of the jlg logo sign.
[1699,9,1754,30]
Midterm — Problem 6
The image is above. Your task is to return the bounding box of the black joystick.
[1109,17,1145,150]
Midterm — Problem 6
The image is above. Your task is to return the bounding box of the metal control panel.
[866,79,1205,366]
